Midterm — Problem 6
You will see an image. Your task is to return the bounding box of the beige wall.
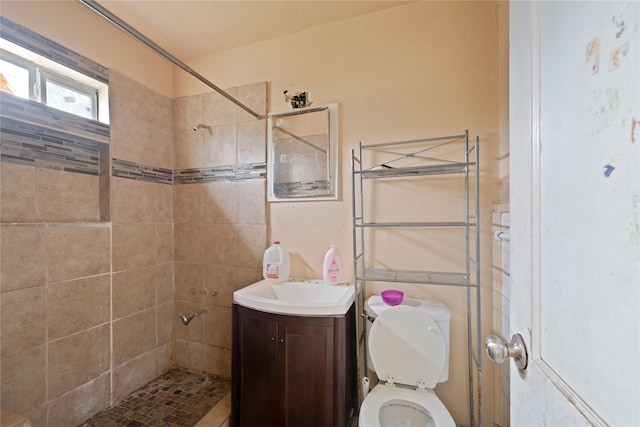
[176,2,504,425]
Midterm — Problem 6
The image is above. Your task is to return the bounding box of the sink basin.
[233,279,356,316]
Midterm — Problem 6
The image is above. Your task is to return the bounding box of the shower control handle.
[485,333,528,371]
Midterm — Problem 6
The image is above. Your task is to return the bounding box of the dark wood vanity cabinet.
[231,304,357,427]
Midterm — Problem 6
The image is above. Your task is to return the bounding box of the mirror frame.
[267,102,339,202]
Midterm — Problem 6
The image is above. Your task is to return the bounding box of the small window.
[0,46,105,122]
[43,73,97,120]
[0,55,29,98]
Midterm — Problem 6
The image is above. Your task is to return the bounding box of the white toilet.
[359,304,456,427]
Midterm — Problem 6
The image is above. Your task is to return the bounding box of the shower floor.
[79,367,231,427]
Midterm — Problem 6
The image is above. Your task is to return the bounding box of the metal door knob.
[485,333,528,371]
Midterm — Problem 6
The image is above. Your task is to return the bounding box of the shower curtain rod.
[80,0,264,120]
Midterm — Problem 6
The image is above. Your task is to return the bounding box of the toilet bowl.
[359,305,455,427]
[359,386,454,427]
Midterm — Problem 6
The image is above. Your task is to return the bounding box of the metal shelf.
[357,162,473,179]
[355,221,476,228]
[351,129,482,427]
[358,268,475,287]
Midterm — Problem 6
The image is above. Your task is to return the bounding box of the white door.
[508,1,639,425]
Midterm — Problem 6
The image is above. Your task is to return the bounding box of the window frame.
[1,48,99,121]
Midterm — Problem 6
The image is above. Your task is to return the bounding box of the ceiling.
[91,1,414,61]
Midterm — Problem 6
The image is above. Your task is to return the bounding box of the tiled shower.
[0,19,268,425]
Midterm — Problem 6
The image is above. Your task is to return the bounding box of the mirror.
[267,103,338,201]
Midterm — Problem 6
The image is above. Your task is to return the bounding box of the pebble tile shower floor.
[79,367,231,427]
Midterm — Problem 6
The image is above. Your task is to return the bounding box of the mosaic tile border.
[1,17,109,84]
[0,92,110,143]
[0,116,105,176]
[174,163,266,185]
[112,158,173,185]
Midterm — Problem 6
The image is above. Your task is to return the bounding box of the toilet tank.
[364,295,451,383]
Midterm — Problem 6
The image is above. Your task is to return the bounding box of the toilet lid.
[369,305,445,389]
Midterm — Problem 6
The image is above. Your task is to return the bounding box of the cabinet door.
[279,317,334,427]
[233,306,279,427]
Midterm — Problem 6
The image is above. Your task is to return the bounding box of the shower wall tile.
[175,339,205,373]
[204,224,238,265]
[109,71,172,168]
[237,82,268,122]
[203,306,232,348]
[99,148,111,221]
[173,183,204,224]
[174,95,204,170]
[237,119,267,165]
[1,163,36,223]
[112,308,156,366]
[174,223,204,263]
[24,406,47,427]
[174,95,204,131]
[48,324,110,399]
[203,123,237,167]
[203,264,237,308]
[204,182,238,224]
[237,224,267,268]
[112,350,157,405]
[156,181,174,223]
[172,82,267,377]
[36,168,100,222]
[47,225,110,283]
[112,177,157,224]
[174,262,204,303]
[203,87,238,126]
[203,345,231,378]
[47,373,110,427]
[149,92,174,170]
[47,275,110,341]
[108,72,144,160]
[112,266,156,320]
[237,180,266,225]
[0,286,46,357]
[0,225,46,292]
[0,345,46,414]
[155,122,174,170]
[157,301,174,345]
[156,341,174,374]
[174,130,205,170]
[156,223,174,263]
[156,262,174,305]
[112,223,156,272]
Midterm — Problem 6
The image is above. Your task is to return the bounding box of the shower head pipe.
[180,309,208,326]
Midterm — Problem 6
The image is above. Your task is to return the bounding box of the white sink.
[233,279,356,316]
